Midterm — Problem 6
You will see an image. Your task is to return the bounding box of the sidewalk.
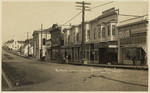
[3,47,148,70]
[68,61,148,70]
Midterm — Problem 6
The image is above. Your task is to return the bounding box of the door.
[99,48,107,64]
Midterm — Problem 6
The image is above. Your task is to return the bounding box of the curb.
[68,62,148,70]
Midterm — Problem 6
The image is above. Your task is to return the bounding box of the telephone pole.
[27,32,29,58]
[76,1,91,63]
[40,24,43,60]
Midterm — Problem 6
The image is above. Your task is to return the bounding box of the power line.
[60,1,114,26]
[90,1,114,9]
[61,11,82,26]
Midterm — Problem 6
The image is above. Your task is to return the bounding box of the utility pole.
[27,32,29,58]
[40,24,43,60]
[76,1,91,63]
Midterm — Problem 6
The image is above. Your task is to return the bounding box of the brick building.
[49,24,64,61]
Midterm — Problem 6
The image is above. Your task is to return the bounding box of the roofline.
[117,19,148,28]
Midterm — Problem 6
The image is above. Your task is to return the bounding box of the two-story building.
[50,24,64,61]
[96,7,119,64]
[83,7,119,64]
[32,28,51,59]
[117,15,148,66]
[62,7,119,64]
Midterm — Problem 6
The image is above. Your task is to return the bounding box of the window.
[102,27,105,37]
[94,28,96,39]
[98,28,101,37]
[43,38,46,45]
[95,51,98,61]
[74,33,75,42]
[76,33,79,41]
[87,30,90,39]
[87,51,89,60]
[68,35,70,42]
[108,25,110,36]
[112,25,116,35]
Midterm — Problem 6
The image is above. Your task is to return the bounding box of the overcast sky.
[2,0,148,43]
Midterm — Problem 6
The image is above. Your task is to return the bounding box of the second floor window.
[98,28,101,37]
[94,28,96,39]
[112,25,116,35]
[108,25,110,36]
[102,27,105,37]
[76,33,79,41]
[74,33,75,42]
[68,35,70,42]
[43,38,46,45]
[87,30,90,39]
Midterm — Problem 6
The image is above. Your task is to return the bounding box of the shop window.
[90,51,94,60]
[75,54,77,60]
[108,25,110,36]
[112,25,116,35]
[123,49,131,60]
[87,51,89,60]
[94,51,98,61]
[102,27,105,37]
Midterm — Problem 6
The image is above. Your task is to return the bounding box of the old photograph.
[2,0,148,91]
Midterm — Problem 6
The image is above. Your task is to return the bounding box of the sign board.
[119,30,130,39]
[108,45,118,48]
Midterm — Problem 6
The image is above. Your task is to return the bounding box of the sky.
[2,0,148,43]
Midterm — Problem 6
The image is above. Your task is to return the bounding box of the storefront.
[84,44,94,64]
[120,45,146,65]
[51,47,61,61]
[117,16,148,66]
[99,41,118,64]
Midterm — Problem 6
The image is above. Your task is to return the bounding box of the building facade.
[82,7,119,64]
[117,16,148,66]
[32,28,51,59]
[4,39,24,51]
[20,38,33,57]
[50,24,64,61]
[62,7,119,64]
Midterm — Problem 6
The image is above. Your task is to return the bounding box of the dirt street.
[2,49,148,91]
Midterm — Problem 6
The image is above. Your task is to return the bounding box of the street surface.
[2,49,148,91]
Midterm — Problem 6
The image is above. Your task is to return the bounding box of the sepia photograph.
[1,0,148,91]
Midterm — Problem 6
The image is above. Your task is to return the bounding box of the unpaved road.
[2,49,148,91]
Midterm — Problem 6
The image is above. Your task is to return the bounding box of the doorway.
[99,48,107,64]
